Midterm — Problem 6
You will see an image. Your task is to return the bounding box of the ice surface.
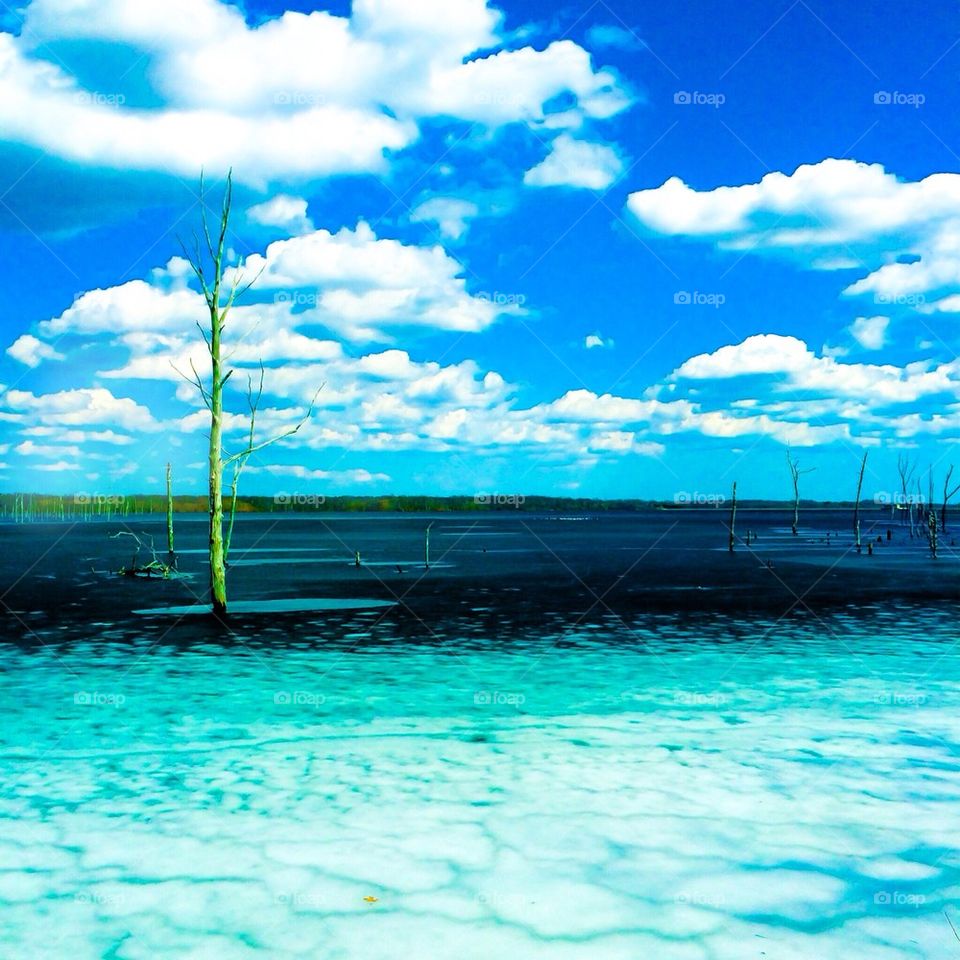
[0,604,958,958]
[133,598,396,615]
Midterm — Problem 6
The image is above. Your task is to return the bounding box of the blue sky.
[2,0,960,501]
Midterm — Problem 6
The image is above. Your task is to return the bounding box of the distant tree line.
[0,492,902,522]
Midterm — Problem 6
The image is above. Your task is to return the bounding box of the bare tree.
[897,454,917,537]
[786,449,815,536]
[854,451,868,554]
[728,481,737,553]
[424,521,434,569]
[942,465,960,533]
[177,172,316,615]
[223,365,319,563]
[165,462,176,568]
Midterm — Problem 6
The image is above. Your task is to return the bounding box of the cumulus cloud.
[6,334,64,367]
[260,464,391,484]
[410,197,480,241]
[584,333,614,349]
[626,159,960,305]
[524,134,624,190]
[2,387,160,431]
[2,0,631,186]
[849,315,890,350]
[230,221,522,340]
[27,221,519,349]
[669,333,960,410]
[247,195,314,235]
[15,440,82,458]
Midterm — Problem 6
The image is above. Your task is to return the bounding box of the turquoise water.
[2,603,959,958]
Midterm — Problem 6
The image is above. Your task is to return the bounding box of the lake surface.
[1,515,958,957]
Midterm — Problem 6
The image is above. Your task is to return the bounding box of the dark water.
[3,509,957,631]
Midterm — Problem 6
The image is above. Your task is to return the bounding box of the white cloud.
[2,387,160,431]
[626,159,960,304]
[669,333,960,408]
[15,440,82,458]
[671,334,815,379]
[585,25,645,51]
[410,197,480,241]
[584,333,614,349]
[20,221,519,354]
[246,195,313,235]
[21,427,135,445]
[524,134,624,190]
[3,1,630,186]
[34,460,81,472]
[261,464,391,484]
[6,334,64,367]
[231,221,522,340]
[40,282,203,338]
[849,315,890,350]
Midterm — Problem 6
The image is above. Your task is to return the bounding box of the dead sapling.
[728,481,737,553]
[786,449,815,537]
[897,454,917,538]
[173,171,319,615]
[111,531,176,579]
[942,465,960,534]
[854,451,868,555]
[424,521,434,569]
[223,364,320,566]
[165,462,177,570]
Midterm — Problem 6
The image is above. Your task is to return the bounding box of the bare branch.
[194,318,212,353]
[222,381,323,468]
[170,359,211,410]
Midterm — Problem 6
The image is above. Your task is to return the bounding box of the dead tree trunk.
[178,173,319,615]
[165,462,176,569]
[897,454,916,538]
[854,451,868,555]
[787,450,814,537]
[225,466,240,565]
[728,481,737,553]
[942,465,960,533]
